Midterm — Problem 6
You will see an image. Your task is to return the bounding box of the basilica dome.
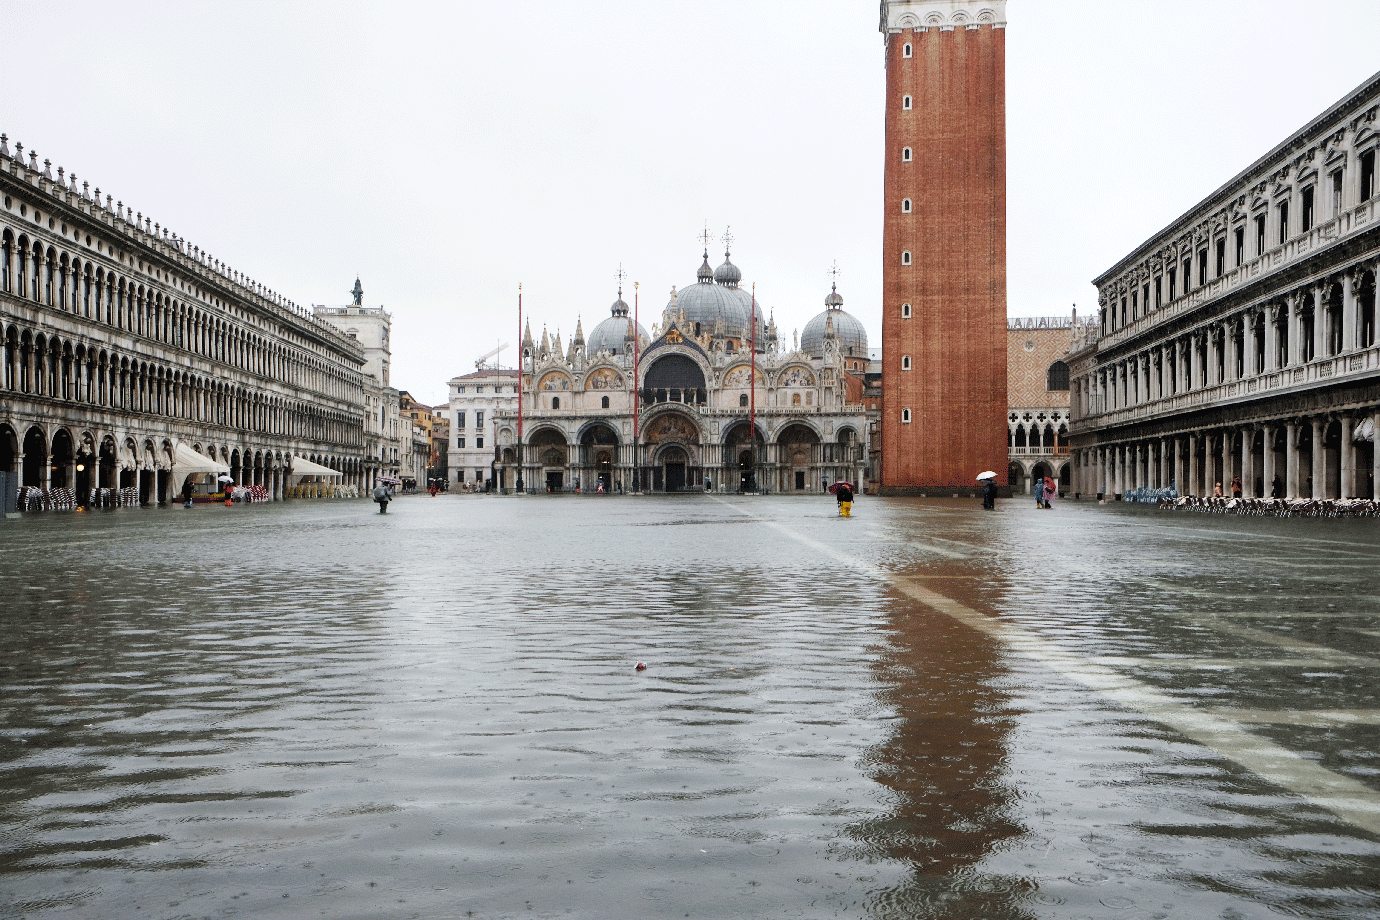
[801,283,869,360]
[587,292,649,357]
[667,249,767,346]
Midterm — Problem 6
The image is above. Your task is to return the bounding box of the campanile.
[879,0,1007,495]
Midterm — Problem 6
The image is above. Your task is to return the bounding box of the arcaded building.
[879,0,1008,495]
[1,135,401,504]
[1067,72,1380,501]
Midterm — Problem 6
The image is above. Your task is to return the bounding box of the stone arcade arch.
[528,426,569,492]
[722,419,765,493]
[577,422,620,493]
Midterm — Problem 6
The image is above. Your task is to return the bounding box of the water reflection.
[843,542,1029,919]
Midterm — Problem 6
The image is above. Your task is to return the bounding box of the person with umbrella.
[977,471,997,510]
[372,478,394,514]
[830,480,854,517]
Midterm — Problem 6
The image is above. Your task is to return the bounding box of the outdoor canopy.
[169,442,230,488]
[289,457,344,479]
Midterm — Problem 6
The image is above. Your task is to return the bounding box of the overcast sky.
[3,1,1379,406]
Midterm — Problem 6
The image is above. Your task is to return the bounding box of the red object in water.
[635,662,646,671]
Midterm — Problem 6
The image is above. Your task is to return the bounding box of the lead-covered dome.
[587,290,649,357]
[669,249,749,338]
[801,283,869,360]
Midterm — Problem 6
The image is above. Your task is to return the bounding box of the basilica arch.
[577,421,620,492]
[641,408,702,492]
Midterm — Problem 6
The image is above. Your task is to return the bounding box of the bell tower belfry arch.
[879,0,1008,495]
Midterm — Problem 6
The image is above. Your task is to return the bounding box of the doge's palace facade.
[1067,72,1380,501]
[1,134,382,505]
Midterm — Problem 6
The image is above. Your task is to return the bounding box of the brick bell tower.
[879,0,1007,495]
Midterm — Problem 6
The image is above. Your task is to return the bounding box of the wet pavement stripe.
[731,503,1380,838]
[1161,617,1380,666]
[1204,708,1380,726]
[1099,656,1378,669]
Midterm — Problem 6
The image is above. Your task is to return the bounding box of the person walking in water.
[1034,476,1046,509]
[834,480,853,518]
[373,482,392,514]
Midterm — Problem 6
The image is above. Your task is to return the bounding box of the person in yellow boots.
[834,480,854,517]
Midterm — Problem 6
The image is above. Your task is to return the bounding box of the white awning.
[169,442,229,488]
[289,457,344,479]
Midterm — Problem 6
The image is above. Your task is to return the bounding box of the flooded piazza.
[1,494,1379,920]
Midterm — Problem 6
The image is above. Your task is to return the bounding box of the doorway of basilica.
[662,446,687,492]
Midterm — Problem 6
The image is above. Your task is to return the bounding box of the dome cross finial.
[721,225,734,256]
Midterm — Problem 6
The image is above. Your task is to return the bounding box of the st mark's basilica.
[490,245,871,494]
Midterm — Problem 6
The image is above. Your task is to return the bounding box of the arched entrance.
[529,427,568,492]
[50,428,74,489]
[642,411,701,492]
[776,422,820,492]
[579,423,619,493]
[658,445,688,492]
[723,421,763,492]
[22,426,47,488]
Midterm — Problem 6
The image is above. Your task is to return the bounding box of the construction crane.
[475,343,509,370]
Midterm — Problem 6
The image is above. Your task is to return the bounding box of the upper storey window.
[902,147,912,162]
[1301,186,1315,232]
[903,42,912,58]
[1277,200,1290,246]
[901,198,912,213]
[1362,150,1376,200]
[902,95,912,110]
[1047,361,1070,391]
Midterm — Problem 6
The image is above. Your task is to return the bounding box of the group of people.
[1033,476,1058,509]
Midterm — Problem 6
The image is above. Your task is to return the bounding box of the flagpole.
[633,281,640,493]
[516,283,524,494]
[750,282,756,493]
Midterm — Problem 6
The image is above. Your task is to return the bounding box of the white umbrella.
[218,475,235,483]
[975,471,997,481]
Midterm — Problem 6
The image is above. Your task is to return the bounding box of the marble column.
[1311,416,1326,499]
[1373,409,1380,501]
[1310,285,1326,362]
[1262,424,1276,498]
[1285,421,1298,498]
[1340,414,1357,499]
[1342,272,1358,352]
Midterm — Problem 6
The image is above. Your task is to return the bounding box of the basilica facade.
[492,247,870,494]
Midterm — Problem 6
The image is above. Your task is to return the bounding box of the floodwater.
[1,494,1379,919]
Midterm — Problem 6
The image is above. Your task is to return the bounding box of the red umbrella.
[827,482,854,495]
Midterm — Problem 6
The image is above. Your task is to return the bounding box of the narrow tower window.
[901,355,912,370]
[902,147,912,162]
[902,251,911,266]
[903,42,912,58]
[901,408,912,424]
[901,198,912,213]
[901,303,912,318]
[902,95,912,110]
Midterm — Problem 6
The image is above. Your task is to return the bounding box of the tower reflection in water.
[847,557,1032,920]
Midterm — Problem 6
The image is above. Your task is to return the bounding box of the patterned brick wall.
[1008,323,1073,409]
